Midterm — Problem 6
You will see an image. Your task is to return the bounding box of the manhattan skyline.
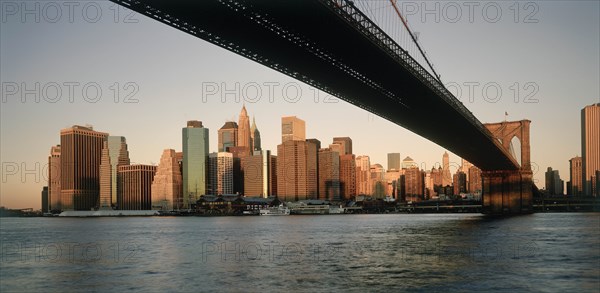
[1,1,599,209]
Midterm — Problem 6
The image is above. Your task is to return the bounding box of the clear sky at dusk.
[1,1,599,209]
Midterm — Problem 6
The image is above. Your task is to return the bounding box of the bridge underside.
[113,0,518,171]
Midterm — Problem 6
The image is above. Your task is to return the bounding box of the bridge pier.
[482,120,534,215]
[482,170,533,215]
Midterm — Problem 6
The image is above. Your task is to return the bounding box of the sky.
[1,1,599,209]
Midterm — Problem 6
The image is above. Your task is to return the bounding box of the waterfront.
[0,213,598,292]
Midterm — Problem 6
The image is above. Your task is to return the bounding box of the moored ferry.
[259,205,290,216]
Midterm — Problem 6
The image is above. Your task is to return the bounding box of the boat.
[328,205,345,214]
[259,205,290,216]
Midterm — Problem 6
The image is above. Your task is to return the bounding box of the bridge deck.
[112,0,519,171]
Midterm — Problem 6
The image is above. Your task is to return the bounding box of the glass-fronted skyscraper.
[182,120,209,208]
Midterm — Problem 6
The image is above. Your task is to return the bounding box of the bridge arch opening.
[509,136,522,167]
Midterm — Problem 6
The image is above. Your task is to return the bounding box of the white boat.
[329,205,345,214]
[259,205,290,216]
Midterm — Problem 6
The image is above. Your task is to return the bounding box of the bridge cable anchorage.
[388,0,442,83]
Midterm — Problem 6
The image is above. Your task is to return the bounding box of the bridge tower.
[482,120,533,215]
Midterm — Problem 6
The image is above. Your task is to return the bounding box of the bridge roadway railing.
[324,0,518,168]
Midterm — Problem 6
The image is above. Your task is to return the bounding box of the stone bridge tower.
[482,120,533,214]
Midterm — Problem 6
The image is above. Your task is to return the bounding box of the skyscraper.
[332,137,352,155]
[401,156,416,169]
[468,166,482,194]
[226,146,250,195]
[99,136,130,209]
[99,142,112,209]
[237,105,252,151]
[460,158,473,184]
[117,164,156,210]
[281,116,306,142]
[151,149,183,211]
[355,155,371,196]
[41,186,48,213]
[545,167,564,196]
[569,156,583,196]
[595,170,600,197]
[405,166,424,200]
[431,166,443,188]
[182,120,209,208]
[453,171,467,196]
[277,140,309,202]
[48,145,61,212]
[218,121,238,152]
[306,138,320,200]
[385,169,402,199]
[370,164,386,199]
[251,117,262,152]
[387,153,401,171]
[339,154,356,201]
[318,148,340,201]
[442,152,452,187]
[242,150,276,197]
[208,152,234,195]
[581,103,600,196]
[60,125,108,211]
[276,116,318,201]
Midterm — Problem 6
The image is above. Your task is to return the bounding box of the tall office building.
[208,152,234,195]
[48,145,61,211]
[569,156,583,196]
[401,156,416,169]
[468,166,482,194]
[151,149,183,211]
[460,158,473,183]
[339,154,356,201]
[405,166,424,200]
[387,153,401,171]
[218,121,238,152]
[276,117,317,201]
[545,167,564,196]
[582,103,600,196]
[318,148,340,201]
[99,142,112,209]
[182,120,209,208]
[237,105,252,151]
[370,164,386,198]
[99,136,130,209]
[595,170,600,197]
[60,125,108,211]
[431,166,443,188]
[424,170,433,198]
[251,117,262,152]
[453,171,467,196]
[41,186,49,213]
[117,164,156,210]
[332,137,352,155]
[277,140,309,202]
[306,139,320,200]
[306,138,321,150]
[227,146,252,194]
[242,150,277,197]
[281,116,306,142]
[329,143,343,155]
[355,155,371,196]
[442,152,452,186]
[385,169,402,199]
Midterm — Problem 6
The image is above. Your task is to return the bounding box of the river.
[1,213,598,292]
